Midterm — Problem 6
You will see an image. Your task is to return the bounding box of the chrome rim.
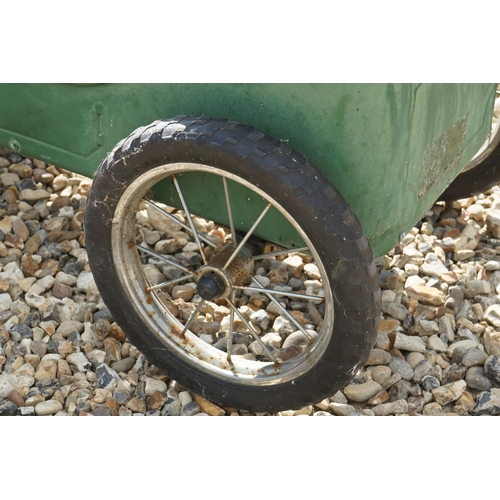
[111,163,334,386]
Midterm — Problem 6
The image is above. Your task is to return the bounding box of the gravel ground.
[1,97,500,416]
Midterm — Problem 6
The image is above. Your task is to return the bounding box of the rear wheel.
[85,116,380,412]
[440,85,500,202]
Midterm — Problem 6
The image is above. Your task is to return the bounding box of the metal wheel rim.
[111,162,334,386]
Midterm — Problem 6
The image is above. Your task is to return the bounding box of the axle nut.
[197,273,225,301]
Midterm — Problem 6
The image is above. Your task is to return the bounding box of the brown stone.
[193,394,225,416]
[406,284,445,306]
[50,196,71,213]
[21,210,40,221]
[70,211,85,231]
[78,233,86,248]
[56,240,73,254]
[44,230,81,243]
[106,399,120,414]
[158,294,179,316]
[57,359,73,377]
[94,318,111,340]
[1,328,9,343]
[57,341,74,357]
[21,254,40,277]
[4,233,23,249]
[457,391,475,412]
[9,163,32,178]
[7,389,25,407]
[367,390,390,406]
[33,168,54,185]
[147,391,165,410]
[44,216,70,231]
[154,237,189,255]
[35,359,57,380]
[126,397,147,414]
[104,337,122,362]
[52,281,73,299]
[78,179,92,197]
[7,202,19,215]
[389,348,405,359]
[108,324,126,343]
[407,297,419,315]
[289,310,310,325]
[23,234,41,254]
[171,284,195,301]
[12,217,29,241]
[3,187,18,204]
[24,354,41,370]
[35,259,59,278]
[378,318,400,334]
[443,227,460,239]
[53,390,65,406]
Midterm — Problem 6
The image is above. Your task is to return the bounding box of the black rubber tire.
[84,115,380,413]
[439,123,500,202]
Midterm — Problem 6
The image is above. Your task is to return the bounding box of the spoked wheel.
[85,116,380,412]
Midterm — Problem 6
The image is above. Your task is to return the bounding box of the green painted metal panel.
[0,83,495,256]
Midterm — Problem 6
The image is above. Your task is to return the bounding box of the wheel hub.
[197,273,225,301]
[196,244,254,300]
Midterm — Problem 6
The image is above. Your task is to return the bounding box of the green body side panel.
[0,83,495,256]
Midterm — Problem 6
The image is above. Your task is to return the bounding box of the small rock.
[432,380,466,406]
[483,305,500,328]
[0,401,18,416]
[35,400,63,416]
[390,332,426,353]
[365,349,392,366]
[328,402,357,416]
[471,388,500,415]
[343,380,382,403]
[145,378,167,396]
[465,366,492,392]
[76,272,99,294]
[462,347,487,367]
[427,334,447,352]
[406,284,445,306]
[371,399,408,416]
[421,375,440,392]
[95,364,121,391]
[484,355,500,382]
[181,400,201,416]
[388,357,414,381]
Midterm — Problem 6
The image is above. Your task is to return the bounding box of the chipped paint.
[419,113,469,197]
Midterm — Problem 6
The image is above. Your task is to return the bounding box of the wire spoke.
[222,177,237,245]
[223,203,272,270]
[136,245,196,276]
[252,246,310,260]
[234,286,324,302]
[146,274,194,292]
[251,277,316,343]
[226,298,280,365]
[181,299,206,336]
[226,291,236,363]
[172,176,208,264]
[144,199,220,250]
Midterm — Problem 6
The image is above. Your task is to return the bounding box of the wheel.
[84,115,380,413]
[440,86,500,202]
